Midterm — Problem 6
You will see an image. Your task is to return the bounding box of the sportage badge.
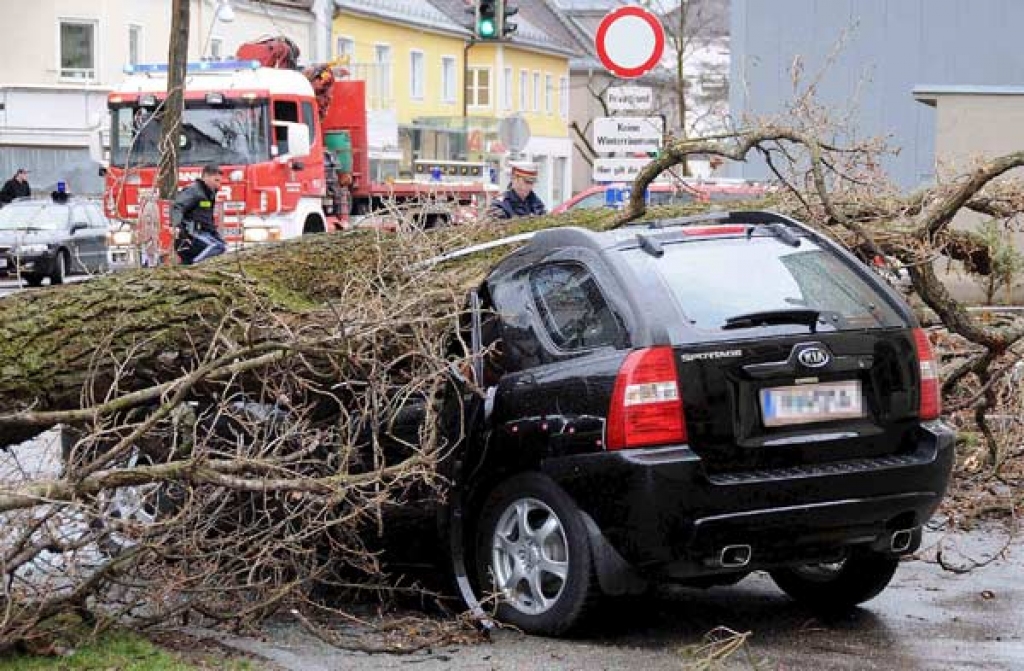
[797,346,830,368]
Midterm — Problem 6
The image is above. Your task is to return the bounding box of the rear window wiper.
[722,308,821,331]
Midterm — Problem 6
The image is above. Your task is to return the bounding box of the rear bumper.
[544,421,955,578]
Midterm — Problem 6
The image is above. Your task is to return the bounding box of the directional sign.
[595,6,666,79]
[607,86,653,111]
[593,157,654,182]
[593,116,664,154]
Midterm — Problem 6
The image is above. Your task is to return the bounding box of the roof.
[913,85,1024,106]
[428,0,581,58]
[115,66,315,98]
[333,0,472,36]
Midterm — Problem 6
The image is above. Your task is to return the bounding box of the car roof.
[525,210,812,254]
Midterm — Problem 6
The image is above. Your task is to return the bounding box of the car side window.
[530,263,623,351]
[85,204,107,229]
[70,205,89,230]
[570,192,607,210]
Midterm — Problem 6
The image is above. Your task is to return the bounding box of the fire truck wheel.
[302,215,326,235]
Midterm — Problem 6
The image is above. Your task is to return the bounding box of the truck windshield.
[110,101,270,168]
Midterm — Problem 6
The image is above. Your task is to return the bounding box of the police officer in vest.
[172,163,228,265]
[488,161,547,220]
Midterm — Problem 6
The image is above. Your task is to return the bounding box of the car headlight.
[110,230,134,246]
[15,243,49,255]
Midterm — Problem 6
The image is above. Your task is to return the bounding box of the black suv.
[444,210,953,636]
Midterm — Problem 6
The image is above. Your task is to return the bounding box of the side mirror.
[273,121,311,160]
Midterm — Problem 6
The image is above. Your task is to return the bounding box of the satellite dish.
[498,115,531,154]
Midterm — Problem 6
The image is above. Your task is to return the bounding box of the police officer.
[172,163,227,265]
[488,162,547,220]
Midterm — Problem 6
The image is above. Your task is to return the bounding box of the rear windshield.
[623,236,905,334]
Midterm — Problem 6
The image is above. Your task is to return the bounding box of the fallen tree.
[2,123,1023,652]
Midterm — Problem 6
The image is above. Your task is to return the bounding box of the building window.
[559,76,569,118]
[335,36,355,61]
[552,156,567,207]
[210,37,223,60]
[128,24,142,67]
[410,50,425,100]
[532,71,540,112]
[519,69,528,110]
[60,19,97,80]
[466,67,491,108]
[374,44,392,104]
[441,56,457,103]
[502,67,512,111]
[545,74,553,114]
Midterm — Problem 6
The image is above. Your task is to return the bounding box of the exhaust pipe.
[890,529,914,553]
[719,544,752,568]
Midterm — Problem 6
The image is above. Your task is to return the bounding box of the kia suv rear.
[454,211,953,636]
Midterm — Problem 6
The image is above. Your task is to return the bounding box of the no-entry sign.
[595,6,665,79]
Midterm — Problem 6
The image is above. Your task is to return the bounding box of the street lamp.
[202,0,235,59]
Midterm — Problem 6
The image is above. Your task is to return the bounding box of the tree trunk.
[157,0,190,200]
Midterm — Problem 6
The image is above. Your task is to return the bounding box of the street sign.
[593,157,654,182]
[593,116,664,154]
[595,6,665,79]
[607,86,654,111]
[498,115,531,154]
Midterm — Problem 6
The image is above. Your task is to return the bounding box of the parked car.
[437,210,953,636]
[0,194,115,286]
[551,179,767,214]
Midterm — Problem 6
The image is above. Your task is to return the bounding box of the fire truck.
[101,38,498,264]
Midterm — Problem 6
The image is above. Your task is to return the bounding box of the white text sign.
[593,157,654,182]
[607,86,653,111]
[593,116,664,154]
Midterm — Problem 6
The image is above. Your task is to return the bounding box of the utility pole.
[158,0,191,200]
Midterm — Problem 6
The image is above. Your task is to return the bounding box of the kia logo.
[797,346,830,368]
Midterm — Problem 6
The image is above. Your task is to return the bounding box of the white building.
[0,0,327,195]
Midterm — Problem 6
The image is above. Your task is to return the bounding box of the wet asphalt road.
[196,524,1023,671]
[0,274,91,298]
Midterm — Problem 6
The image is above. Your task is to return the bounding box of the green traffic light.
[478,17,497,38]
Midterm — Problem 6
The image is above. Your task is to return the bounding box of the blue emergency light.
[123,60,261,75]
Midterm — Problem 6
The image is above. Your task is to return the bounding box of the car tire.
[23,274,44,287]
[769,550,899,612]
[476,472,598,636]
[50,250,67,285]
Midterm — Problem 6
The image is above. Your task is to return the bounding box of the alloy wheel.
[489,497,570,615]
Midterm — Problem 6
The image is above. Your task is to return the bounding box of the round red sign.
[595,6,666,79]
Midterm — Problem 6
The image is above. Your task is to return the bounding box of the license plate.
[760,380,864,427]
[0,258,6,269]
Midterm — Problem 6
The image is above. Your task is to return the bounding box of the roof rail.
[641,210,808,231]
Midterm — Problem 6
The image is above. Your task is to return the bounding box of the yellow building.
[332,0,578,207]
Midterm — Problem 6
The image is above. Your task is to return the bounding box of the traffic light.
[476,0,498,40]
[500,1,518,37]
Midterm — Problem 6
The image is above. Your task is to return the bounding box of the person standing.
[487,162,547,220]
[0,169,31,206]
[171,164,228,265]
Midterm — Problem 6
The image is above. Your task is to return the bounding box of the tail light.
[912,328,941,420]
[606,347,687,450]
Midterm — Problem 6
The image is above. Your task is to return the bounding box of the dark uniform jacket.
[171,179,218,234]
[488,187,547,219]
[0,178,31,205]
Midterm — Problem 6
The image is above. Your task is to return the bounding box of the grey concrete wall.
[731,0,1024,188]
